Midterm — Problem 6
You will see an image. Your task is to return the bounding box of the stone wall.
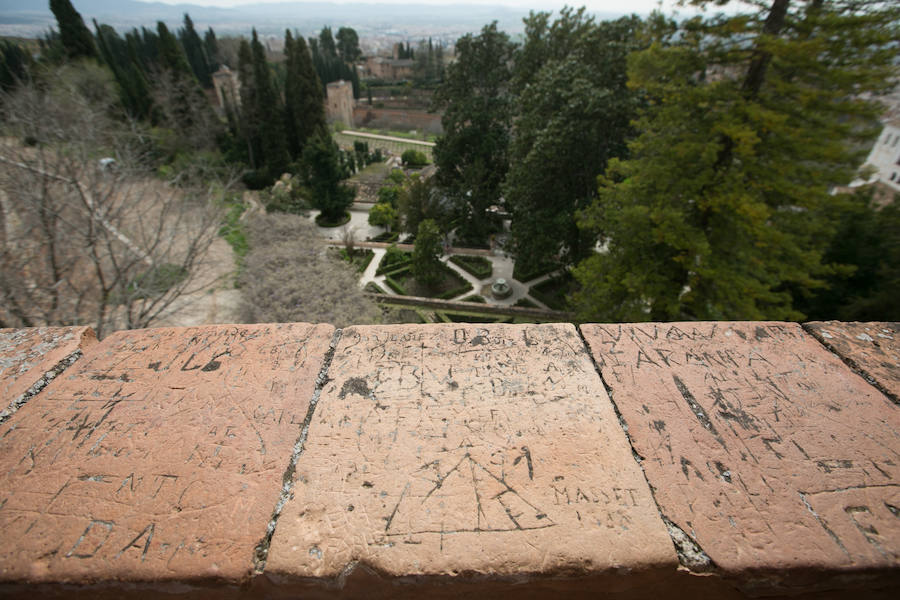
[354,107,443,135]
[0,321,897,598]
[327,81,356,128]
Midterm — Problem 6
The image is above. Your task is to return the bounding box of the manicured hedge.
[384,276,407,295]
[513,262,558,283]
[437,281,474,300]
[449,255,493,279]
[376,259,413,276]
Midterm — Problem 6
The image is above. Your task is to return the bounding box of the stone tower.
[325,80,355,129]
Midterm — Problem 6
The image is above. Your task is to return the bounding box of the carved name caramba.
[581,322,900,574]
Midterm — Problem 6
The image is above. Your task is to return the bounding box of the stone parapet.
[0,321,897,598]
[0,327,97,424]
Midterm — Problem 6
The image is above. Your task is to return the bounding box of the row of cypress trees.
[43,0,352,200]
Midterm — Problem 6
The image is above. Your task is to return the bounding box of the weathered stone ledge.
[0,321,897,599]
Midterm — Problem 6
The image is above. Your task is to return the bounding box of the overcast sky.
[139,0,713,16]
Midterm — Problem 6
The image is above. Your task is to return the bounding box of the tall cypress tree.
[179,14,212,88]
[156,21,192,76]
[0,40,32,91]
[249,29,289,177]
[204,27,219,71]
[154,21,215,143]
[93,20,152,119]
[49,0,97,60]
[284,30,326,160]
[432,22,515,246]
[237,39,261,169]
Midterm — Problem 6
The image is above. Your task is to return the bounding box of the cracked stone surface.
[0,327,97,420]
[581,322,900,583]
[265,323,675,588]
[805,322,899,401]
[0,323,333,584]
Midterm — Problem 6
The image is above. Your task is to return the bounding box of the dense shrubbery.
[401,149,428,167]
[376,244,412,275]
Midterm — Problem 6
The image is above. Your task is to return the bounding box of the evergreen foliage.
[398,175,448,235]
[49,0,97,60]
[401,149,428,167]
[93,21,153,119]
[573,0,899,322]
[505,9,645,273]
[303,132,355,222]
[796,191,900,321]
[178,14,213,87]
[284,30,326,160]
[238,29,289,180]
[0,40,32,91]
[203,28,219,72]
[432,22,514,247]
[156,22,192,76]
[336,27,362,63]
[309,27,360,97]
[368,202,398,230]
[413,219,443,287]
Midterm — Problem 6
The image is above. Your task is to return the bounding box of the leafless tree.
[340,224,357,255]
[149,65,225,159]
[0,63,232,337]
[239,213,382,328]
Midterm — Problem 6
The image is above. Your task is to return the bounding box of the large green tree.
[284,30,326,160]
[309,26,359,97]
[398,175,449,235]
[505,9,644,273]
[335,27,361,63]
[303,132,354,222]
[574,0,899,322]
[239,29,290,179]
[178,13,213,88]
[432,22,515,246]
[93,20,153,119]
[49,0,97,60]
[413,219,443,287]
[795,189,900,321]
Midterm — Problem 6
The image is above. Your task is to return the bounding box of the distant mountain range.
[0,1,625,40]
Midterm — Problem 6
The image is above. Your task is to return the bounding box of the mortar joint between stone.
[0,349,83,425]
[800,323,898,406]
[575,325,720,574]
[252,328,343,575]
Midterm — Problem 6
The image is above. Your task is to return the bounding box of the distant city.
[0,0,627,51]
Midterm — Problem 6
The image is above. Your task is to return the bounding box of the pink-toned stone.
[0,327,97,421]
[805,322,899,401]
[0,323,334,585]
[265,323,676,588]
[580,322,900,580]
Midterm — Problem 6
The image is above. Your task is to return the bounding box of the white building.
[860,120,900,193]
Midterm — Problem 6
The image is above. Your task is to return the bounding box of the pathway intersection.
[309,206,558,309]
